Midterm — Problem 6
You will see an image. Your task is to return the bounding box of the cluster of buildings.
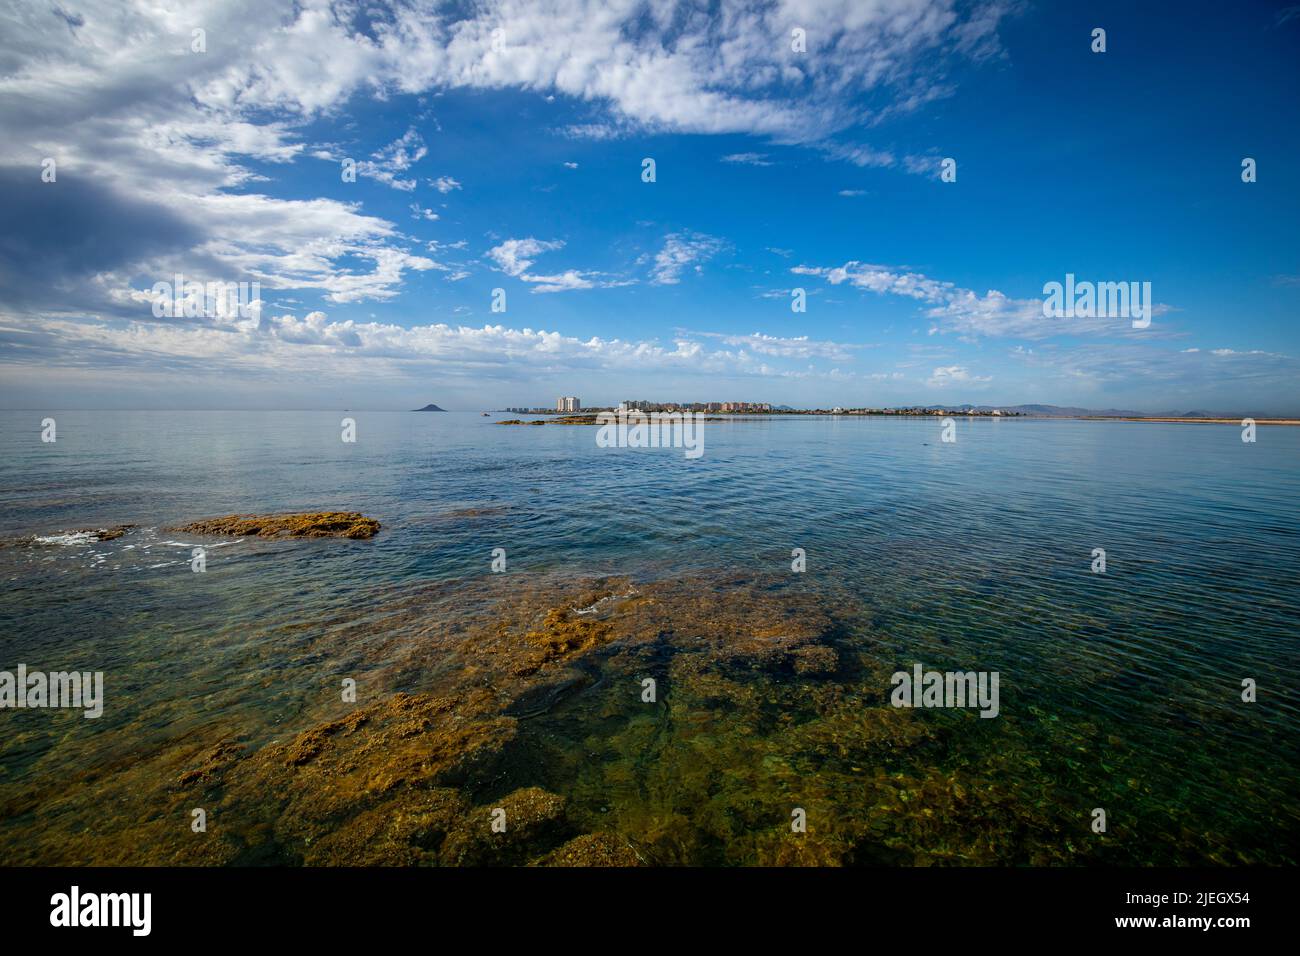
[501,397,583,413]
[618,400,772,413]
[497,398,1014,417]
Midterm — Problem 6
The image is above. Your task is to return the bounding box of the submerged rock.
[4,569,1226,867]
[175,511,381,539]
[441,787,569,866]
[534,832,643,867]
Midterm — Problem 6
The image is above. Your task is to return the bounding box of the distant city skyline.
[2,2,1298,414]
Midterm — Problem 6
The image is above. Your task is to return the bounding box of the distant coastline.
[485,408,1300,425]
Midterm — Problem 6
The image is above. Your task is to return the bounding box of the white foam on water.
[159,538,243,549]
[33,531,98,546]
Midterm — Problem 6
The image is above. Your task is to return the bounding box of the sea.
[1,410,1296,864]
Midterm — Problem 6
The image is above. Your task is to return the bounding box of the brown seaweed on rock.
[174,511,381,539]
[0,570,1277,866]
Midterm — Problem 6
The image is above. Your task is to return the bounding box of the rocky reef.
[0,571,1285,867]
[174,512,381,539]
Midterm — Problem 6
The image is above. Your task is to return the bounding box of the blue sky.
[1,0,1298,412]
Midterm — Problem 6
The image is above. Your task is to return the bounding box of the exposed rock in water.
[6,524,138,547]
[174,512,381,539]
[90,525,137,541]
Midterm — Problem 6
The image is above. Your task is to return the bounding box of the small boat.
[482,412,490,416]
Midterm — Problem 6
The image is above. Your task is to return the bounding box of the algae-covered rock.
[175,511,381,539]
[5,569,1247,868]
[176,740,245,789]
[534,832,643,866]
[300,789,470,866]
[440,787,570,865]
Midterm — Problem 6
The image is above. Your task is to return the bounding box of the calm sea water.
[1,410,1297,864]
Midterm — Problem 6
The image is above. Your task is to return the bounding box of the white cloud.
[32,0,1012,150]
[2,310,861,384]
[927,365,991,388]
[486,238,631,293]
[353,128,428,191]
[0,0,1019,326]
[1007,343,1299,409]
[687,331,867,360]
[651,232,727,285]
[721,153,773,166]
[796,261,1173,340]
[488,238,566,277]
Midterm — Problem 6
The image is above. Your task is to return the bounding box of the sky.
[0,0,1297,413]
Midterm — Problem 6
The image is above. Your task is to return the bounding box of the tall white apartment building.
[556,396,581,412]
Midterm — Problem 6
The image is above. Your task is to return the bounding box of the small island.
[412,404,446,412]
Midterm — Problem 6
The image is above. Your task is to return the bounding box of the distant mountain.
[997,404,1150,418]
[915,403,1151,418]
[411,403,446,412]
[910,404,1241,419]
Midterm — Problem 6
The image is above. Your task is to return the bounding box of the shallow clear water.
[1,410,1297,864]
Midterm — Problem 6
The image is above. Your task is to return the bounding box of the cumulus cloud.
[0,309,855,386]
[0,7,446,315]
[0,0,1019,328]
[190,0,1012,146]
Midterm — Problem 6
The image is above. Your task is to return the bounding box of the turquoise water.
[1,411,1297,864]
